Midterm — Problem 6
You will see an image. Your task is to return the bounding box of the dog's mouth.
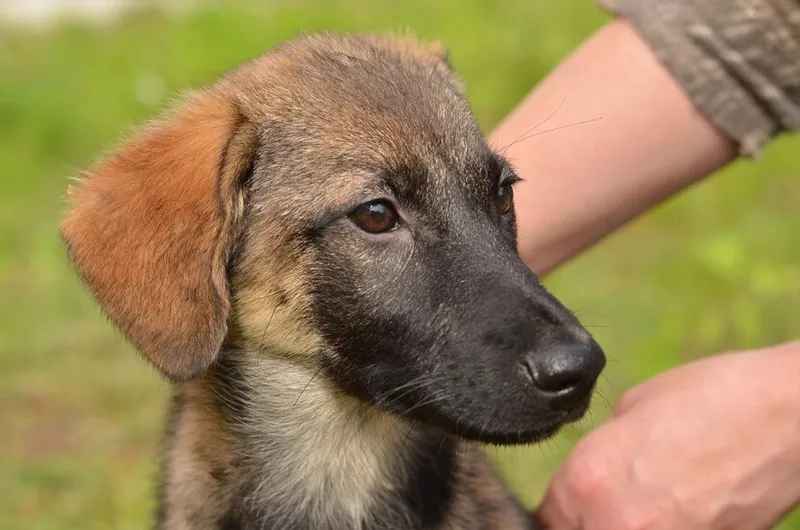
[391,388,595,446]
[460,405,591,445]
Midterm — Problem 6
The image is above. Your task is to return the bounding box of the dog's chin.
[408,397,592,446]
[461,406,590,445]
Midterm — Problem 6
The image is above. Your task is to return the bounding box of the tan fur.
[160,363,407,528]
[226,355,407,527]
[62,32,539,530]
[230,242,322,360]
[162,357,531,529]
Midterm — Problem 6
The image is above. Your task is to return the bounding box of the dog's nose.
[521,341,605,403]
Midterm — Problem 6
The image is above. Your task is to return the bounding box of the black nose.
[521,341,605,402]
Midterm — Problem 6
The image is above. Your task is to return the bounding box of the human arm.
[491,0,800,275]
[489,18,737,275]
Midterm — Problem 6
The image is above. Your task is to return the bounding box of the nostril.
[522,342,605,397]
[547,373,583,394]
[519,358,583,392]
[519,359,537,385]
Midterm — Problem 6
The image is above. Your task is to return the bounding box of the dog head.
[61,33,604,444]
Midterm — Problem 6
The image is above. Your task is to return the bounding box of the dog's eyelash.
[486,152,522,188]
[499,175,522,187]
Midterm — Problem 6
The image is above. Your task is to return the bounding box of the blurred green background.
[1,0,797,528]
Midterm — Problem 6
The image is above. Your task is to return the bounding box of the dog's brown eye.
[494,183,514,215]
[350,200,399,233]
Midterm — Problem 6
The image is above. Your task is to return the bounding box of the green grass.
[1,1,797,528]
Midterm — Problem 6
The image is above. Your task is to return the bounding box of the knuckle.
[564,447,609,502]
[614,388,639,415]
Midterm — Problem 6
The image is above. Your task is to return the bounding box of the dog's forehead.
[228,34,491,180]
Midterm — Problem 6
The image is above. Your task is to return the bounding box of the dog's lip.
[446,411,568,446]
[505,407,591,444]
[460,422,563,446]
[517,402,591,441]
[438,398,592,446]
[372,382,596,445]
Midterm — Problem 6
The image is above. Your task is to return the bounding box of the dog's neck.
[158,349,458,529]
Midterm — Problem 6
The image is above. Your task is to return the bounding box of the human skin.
[488,18,800,530]
[489,19,736,277]
[536,341,800,530]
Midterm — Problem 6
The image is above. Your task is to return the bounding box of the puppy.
[61,33,605,530]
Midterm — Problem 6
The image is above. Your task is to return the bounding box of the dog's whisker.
[396,237,417,279]
[594,387,614,414]
[477,396,504,442]
[400,421,417,452]
[256,305,280,353]
[511,116,604,148]
[376,377,433,401]
[376,376,447,404]
[496,98,566,155]
[543,437,558,466]
[436,434,450,457]
[294,366,326,406]
[402,394,450,416]
[536,443,553,469]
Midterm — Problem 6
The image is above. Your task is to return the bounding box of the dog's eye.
[494,183,514,215]
[349,200,400,233]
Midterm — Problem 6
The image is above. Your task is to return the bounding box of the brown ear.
[61,90,257,381]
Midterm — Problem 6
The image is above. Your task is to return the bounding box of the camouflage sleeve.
[598,0,800,156]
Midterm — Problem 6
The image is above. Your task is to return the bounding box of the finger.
[536,485,580,529]
[613,386,643,416]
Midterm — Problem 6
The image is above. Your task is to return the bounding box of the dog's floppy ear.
[61,90,257,381]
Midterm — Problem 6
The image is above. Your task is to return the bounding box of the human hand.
[536,340,800,530]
